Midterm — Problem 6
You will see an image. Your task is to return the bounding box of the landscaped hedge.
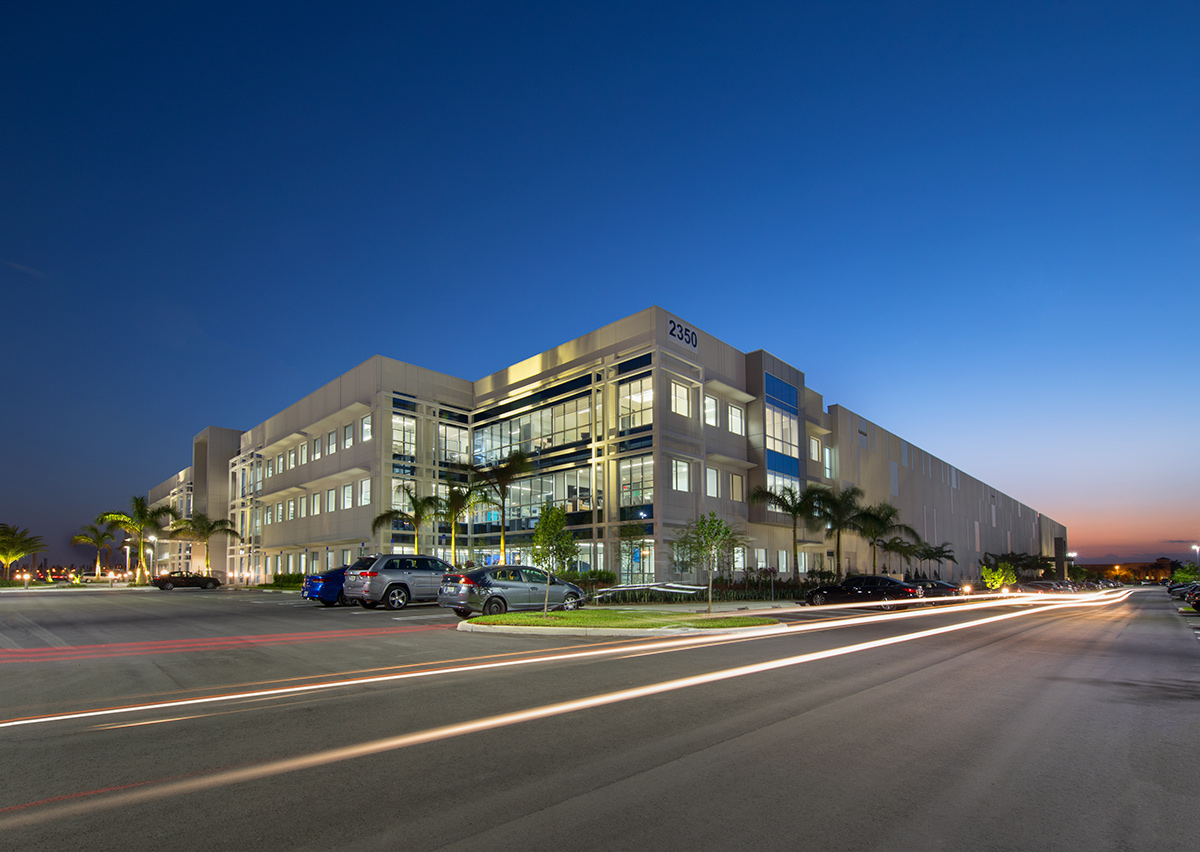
[266,573,306,588]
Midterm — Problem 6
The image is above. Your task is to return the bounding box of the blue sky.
[3,1,1197,565]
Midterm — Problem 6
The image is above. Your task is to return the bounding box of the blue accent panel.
[764,373,798,415]
[766,450,800,477]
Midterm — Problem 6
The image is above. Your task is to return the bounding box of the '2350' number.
[668,319,698,348]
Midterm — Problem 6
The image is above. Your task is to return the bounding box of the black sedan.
[907,578,967,599]
[804,575,924,610]
[151,571,221,590]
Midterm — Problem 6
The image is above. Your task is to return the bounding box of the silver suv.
[341,554,453,610]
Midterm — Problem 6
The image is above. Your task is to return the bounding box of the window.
[392,414,417,462]
[767,470,800,495]
[704,395,719,427]
[327,488,336,511]
[706,467,718,498]
[823,448,833,480]
[672,459,690,492]
[809,436,821,462]
[275,502,283,523]
[287,499,295,521]
[766,405,799,456]
[342,484,353,510]
[343,424,353,450]
[313,436,322,460]
[299,496,307,519]
[277,455,285,474]
[265,505,273,525]
[728,405,744,436]
[670,381,691,417]
[733,547,745,571]
[618,376,653,432]
[755,548,767,568]
[438,423,470,465]
[327,430,337,454]
[311,492,321,515]
[361,414,373,442]
[730,473,744,502]
[288,449,296,469]
[300,443,308,465]
[266,458,273,478]
[618,456,654,507]
[359,478,371,506]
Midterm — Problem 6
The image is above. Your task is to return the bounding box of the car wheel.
[1193,601,1200,613]
[203,580,217,589]
[360,600,379,609]
[320,599,338,607]
[162,581,174,591]
[337,592,350,606]
[562,593,581,611]
[482,597,507,616]
[878,595,895,611]
[453,608,472,619]
[382,586,409,610]
[810,592,826,606]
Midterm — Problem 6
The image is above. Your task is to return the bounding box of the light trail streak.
[0,623,452,664]
[0,590,1131,731]
[0,591,1131,826]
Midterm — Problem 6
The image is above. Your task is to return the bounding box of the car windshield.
[347,557,375,571]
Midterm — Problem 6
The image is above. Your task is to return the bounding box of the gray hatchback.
[438,566,585,618]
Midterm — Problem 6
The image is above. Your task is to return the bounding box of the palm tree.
[857,502,920,574]
[371,484,438,555]
[469,450,532,565]
[917,541,957,579]
[814,485,866,580]
[97,496,180,584]
[71,522,117,579]
[880,536,920,575]
[750,484,827,582]
[435,483,483,567]
[169,512,242,575]
[0,524,47,580]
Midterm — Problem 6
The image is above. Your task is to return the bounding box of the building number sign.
[666,316,699,350]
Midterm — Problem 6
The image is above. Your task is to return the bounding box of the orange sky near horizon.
[1059,506,1197,562]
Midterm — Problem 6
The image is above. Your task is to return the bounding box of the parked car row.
[800,575,1130,610]
[1015,579,1123,594]
[803,575,926,610]
[1167,581,1200,612]
[299,554,586,617]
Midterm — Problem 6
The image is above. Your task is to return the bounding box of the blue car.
[301,567,350,607]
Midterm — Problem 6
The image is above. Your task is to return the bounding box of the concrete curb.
[456,618,781,637]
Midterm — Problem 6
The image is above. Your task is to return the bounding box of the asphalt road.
[1,587,1197,852]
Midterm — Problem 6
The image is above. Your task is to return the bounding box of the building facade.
[149,426,243,576]
[156,307,1067,584]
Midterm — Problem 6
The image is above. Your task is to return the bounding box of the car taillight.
[360,572,378,577]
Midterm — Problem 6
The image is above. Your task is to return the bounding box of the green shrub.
[268,573,305,588]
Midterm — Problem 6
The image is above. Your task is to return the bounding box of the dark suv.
[341,554,453,610]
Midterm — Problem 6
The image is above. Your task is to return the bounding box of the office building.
[158,307,1067,584]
